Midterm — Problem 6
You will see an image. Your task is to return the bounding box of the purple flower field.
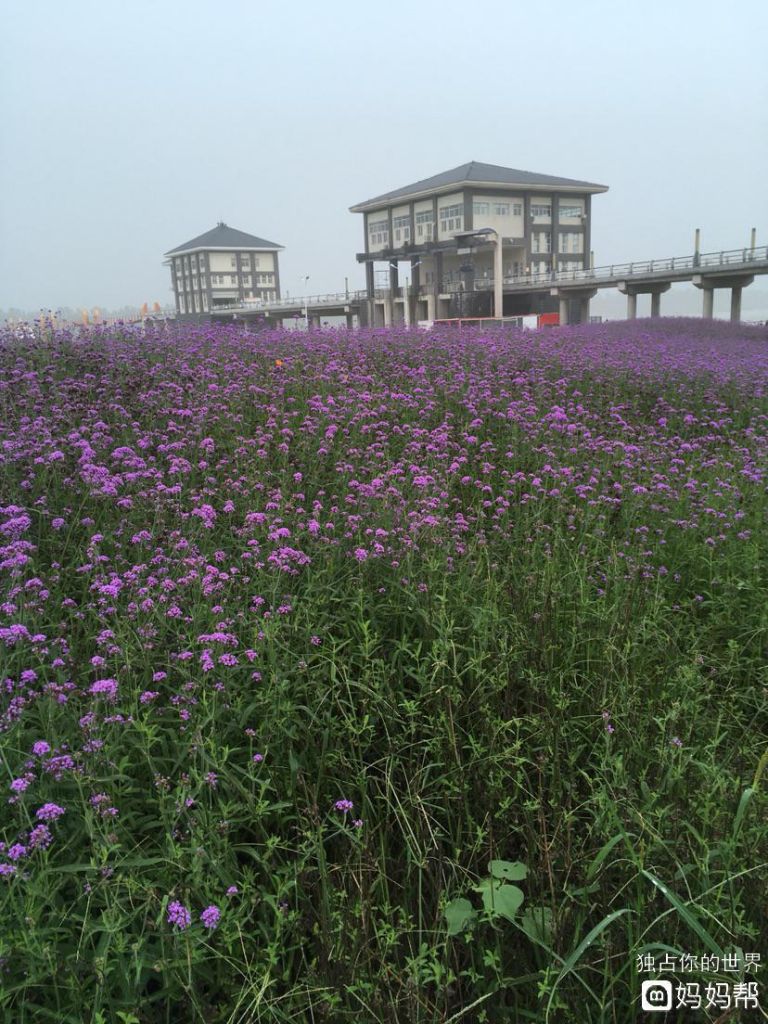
[1,318,767,1022]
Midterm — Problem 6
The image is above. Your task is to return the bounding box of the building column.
[345,312,354,329]
[730,286,742,322]
[702,288,714,319]
[580,295,592,323]
[627,292,638,319]
[559,296,569,326]
[650,291,662,317]
[389,262,399,294]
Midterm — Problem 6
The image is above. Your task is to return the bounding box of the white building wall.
[471,194,524,239]
[207,251,276,272]
[209,252,237,272]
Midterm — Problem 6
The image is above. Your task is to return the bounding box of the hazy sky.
[2,0,767,318]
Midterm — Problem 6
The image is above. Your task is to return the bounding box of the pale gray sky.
[2,0,767,317]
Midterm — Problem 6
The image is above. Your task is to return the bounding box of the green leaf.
[641,871,725,957]
[488,859,527,881]
[444,897,477,936]
[519,904,554,944]
[481,883,524,922]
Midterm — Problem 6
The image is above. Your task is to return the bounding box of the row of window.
[530,232,585,254]
[174,253,265,271]
[177,271,275,286]
[370,204,585,246]
[472,201,523,216]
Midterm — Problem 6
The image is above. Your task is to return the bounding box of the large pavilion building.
[350,161,608,324]
[164,223,283,319]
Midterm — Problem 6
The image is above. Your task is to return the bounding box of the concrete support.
[730,287,742,322]
[617,281,670,320]
[551,287,597,326]
[693,273,753,322]
[346,312,354,329]
[494,233,504,319]
[389,262,399,294]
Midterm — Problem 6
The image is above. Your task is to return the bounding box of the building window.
[493,202,510,216]
[253,257,260,268]
[559,203,583,218]
[393,214,411,243]
[368,219,389,245]
[531,204,552,218]
[558,232,584,254]
[415,210,434,241]
[473,201,490,216]
[243,276,251,287]
[512,203,522,216]
[230,255,237,267]
[230,274,238,285]
[532,231,551,253]
[439,204,463,233]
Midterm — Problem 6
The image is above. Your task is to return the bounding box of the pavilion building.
[164,222,283,319]
[349,161,608,324]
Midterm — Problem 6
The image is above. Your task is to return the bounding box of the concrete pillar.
[389,263,398,294]
[383,299,392,327]
[580,295,591,323]
[627,292,637,319]
[702,288,714,319]
[730,287,742,322]
[346,312,354,329]
[559,296,569,326]
[365,262,375,299]
[650,291,662,317]
[309,314,322,329]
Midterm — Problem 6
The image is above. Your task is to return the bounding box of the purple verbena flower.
[200,904,221,929]
[167,900,191,929]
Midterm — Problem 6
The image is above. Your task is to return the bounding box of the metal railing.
[501,245,768,287]
[212,290,368,313]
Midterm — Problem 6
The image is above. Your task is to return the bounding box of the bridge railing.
[497,245,768,287]
[212,290,368,313]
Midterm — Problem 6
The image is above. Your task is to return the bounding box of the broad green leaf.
[488,859,527,881]
[481,883,524,922]
[520,904,554,944]
[444,897,477,935]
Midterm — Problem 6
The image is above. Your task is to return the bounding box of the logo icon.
[641,979,673,1011]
